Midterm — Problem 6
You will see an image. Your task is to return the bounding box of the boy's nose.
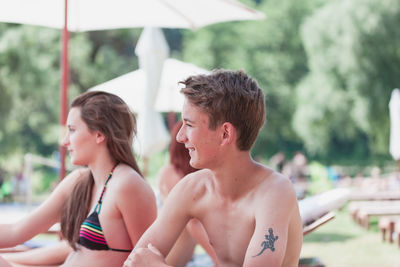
[176,124,186,143]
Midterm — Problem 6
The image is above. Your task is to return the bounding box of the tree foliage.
[0,25,140,162]
[0,26,60,157]
[294,0,400,160]
[182,0,325,157]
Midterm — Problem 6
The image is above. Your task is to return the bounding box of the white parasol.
[0,0,265,31]
[389,88,400,161]
[89,58,209,113]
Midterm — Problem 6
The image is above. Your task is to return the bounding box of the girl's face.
[62,107,99,166]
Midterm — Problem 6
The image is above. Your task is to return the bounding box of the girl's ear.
[220,122,235,146]
[95,132,106,144]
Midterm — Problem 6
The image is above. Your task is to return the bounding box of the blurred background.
[1,0,400,266]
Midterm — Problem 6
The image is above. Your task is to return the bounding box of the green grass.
[301,206,400,267]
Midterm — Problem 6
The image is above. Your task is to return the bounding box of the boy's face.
[177,99,221,169]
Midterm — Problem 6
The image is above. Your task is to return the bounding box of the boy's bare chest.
[199,200,255,264]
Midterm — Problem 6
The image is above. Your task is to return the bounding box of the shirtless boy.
[124,69,303,267]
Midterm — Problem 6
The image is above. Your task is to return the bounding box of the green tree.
[295,0,400,160]
[0,24,141,163]
[182,0,325,158]
[0,26,61,157]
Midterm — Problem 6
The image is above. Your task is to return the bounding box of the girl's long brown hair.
[60,91,142,250]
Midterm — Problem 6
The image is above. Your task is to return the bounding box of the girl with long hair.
[0,91,157,266]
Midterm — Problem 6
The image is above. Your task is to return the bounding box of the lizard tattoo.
[253,228,278,257]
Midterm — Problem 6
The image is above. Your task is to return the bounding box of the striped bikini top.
[78,165,131,252]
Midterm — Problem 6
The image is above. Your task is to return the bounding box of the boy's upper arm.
[243,180,296,267]
[134,175,195,257]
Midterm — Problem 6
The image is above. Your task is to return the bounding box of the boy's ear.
[220,122,235,146]
[95,132,106,144]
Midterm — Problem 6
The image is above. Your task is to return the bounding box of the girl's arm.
[2,241,72,266]
[0,169,84,248]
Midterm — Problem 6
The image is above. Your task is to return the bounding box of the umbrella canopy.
[389,88,400,161]
[0,0,265,31]
[89,58,209,113]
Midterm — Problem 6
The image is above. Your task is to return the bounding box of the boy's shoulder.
[255,166,296,200]
[168,169,213,201]
[180,169,213,185]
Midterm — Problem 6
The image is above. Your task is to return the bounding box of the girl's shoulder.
[112,164,144,185]
[109,164,155,200]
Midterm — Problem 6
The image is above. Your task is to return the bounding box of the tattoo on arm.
[252,228,278,257]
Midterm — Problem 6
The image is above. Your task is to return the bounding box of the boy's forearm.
[125,245,173,267]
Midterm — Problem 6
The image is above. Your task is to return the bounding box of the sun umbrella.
[89,58,209,113]
[133,27,170,159]
[0,0,265,31]
[0,0,265,177]
[389,88,400,170]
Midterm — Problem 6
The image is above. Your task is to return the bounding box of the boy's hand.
[124,244,168,267]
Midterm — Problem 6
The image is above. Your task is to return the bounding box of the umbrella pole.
[59,0,69,181]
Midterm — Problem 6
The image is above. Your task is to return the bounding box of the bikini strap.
[109,248,132,253]
[94,163,118,213]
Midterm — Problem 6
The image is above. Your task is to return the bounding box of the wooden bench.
[379,216,400,243]
[395,220,400,248]
[303,212,335,236]
[349,191,400,201]
[356,206,400,229]
[299,188,349,226]
[348,201,400,222]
